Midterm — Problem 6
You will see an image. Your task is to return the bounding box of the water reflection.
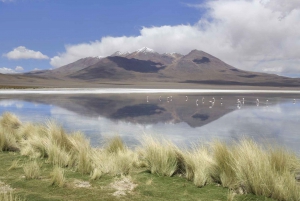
[0,93,300,154]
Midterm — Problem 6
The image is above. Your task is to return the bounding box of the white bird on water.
[147,96,149,103]
[186,96,188,101]
[196,99,199,106]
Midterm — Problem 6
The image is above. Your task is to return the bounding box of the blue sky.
[1,0,300,77]
[0,0,204,72]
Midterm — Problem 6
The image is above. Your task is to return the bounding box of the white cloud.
[3,46,49,60]
[32,68,41,71]
[0,67,16,74]
[50,0,300,76]
[15,66,24,72]
[0,66,24,74]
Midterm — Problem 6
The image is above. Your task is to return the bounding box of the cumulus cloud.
[50,0,300,76]
[0,67,16,74]
[0,66,24,74]
[3,46,49,60]
[15,66,24,72]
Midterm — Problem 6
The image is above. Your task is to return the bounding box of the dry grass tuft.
[104,136,125,154]
[68,132,93,174]
[183,145,215,187]
[23,160,40,180]
[50,166,65,187]
[233,139,300,200]
[0,112,21,131]
[211,140,237,188]
[140,136,180,177]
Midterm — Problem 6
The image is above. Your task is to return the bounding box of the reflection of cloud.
[0,100,21,107]
[15,103,23,109]
[0,100,23,109]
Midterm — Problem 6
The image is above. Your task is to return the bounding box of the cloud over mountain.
[3,46,49,60]
[50,0,300,76]
[0,66,23,74]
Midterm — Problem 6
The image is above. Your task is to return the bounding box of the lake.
[0,90,300,154]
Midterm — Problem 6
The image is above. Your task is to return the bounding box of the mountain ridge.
[21,48,300,87]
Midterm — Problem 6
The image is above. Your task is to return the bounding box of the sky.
[0,0,300,77]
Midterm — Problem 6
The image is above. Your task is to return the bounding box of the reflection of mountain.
[1,94,243,128]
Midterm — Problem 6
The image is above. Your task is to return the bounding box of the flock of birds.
[146,95,298,109]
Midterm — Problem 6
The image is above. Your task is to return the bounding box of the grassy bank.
[0,112,299,201]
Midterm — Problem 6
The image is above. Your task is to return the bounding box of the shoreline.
[1,88,300,94]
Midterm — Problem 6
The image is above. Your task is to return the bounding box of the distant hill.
[4,47,300,88]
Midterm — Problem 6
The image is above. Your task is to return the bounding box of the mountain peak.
[136,47,155,54]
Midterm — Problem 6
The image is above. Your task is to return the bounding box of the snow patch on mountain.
[136,47,155,54]
[96,56,105,59]
[111,51,131,56]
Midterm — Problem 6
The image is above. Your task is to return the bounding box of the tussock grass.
[103,136,125,153]
[68,132,93,174]
[0,130,19,152]
[232,139,300,200]
[23,160,40,179]
[183,145,215,187]
[50,166,65,187]
[0,112,21,131]
[91,138,137,177]
[1,112,300,201]
[211,140,237,188]
[0,113,21,152]
[140,136,182,177]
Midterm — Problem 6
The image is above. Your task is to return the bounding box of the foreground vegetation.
[0,112,299,201]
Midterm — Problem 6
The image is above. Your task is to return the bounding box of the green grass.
[0,112,298,201]
[0,152,276,201]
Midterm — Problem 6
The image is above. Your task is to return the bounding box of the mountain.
[26,56,103,78]
[16,47,300,87]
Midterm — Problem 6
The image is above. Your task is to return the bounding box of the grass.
[0,112,299,200]
[0,192,24,201]
[140,136,182,177]
[50,166,65,187]
[23,160,40,180]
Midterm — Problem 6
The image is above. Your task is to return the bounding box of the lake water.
[1,91,300,154]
